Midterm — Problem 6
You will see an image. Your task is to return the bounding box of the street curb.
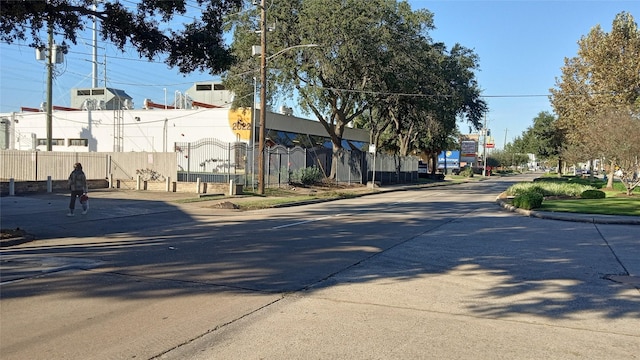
[495,196,640,225]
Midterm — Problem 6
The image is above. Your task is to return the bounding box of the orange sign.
[486,143,495,148]
[228,108,253,141]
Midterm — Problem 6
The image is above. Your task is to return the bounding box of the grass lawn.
[540,196,640,217]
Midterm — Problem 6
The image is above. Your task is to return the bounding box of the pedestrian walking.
[68,162,88,216]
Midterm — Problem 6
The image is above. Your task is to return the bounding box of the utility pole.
[482,114,488,177]
[45,21,54,151]
[92,1,97,87]
[257,0,267,195]
[504,128,508,149]
[38,9,66,151]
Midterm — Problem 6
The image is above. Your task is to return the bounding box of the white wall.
[2,107,370,152]
[5,108,240,152]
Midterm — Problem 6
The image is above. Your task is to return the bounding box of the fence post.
[266,147,270,189]
[187,142,191,182]
[47,176,52,193]
[107,154,111,184]
[348,152,351,184]
[336,151,340,185]
[228,142,231,184]
[9,178,15,196]
[108,173,113,188]
[277,153,282,188]
[34,150,38,181]
[136,175,142,190]
[196,177,201,194]
[287,148,291,184]
[165,176,171,192]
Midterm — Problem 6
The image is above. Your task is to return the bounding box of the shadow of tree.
[1,182,638,324]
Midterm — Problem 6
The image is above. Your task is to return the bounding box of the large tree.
[224,0,485,179]
[581,108,640,194]
[514,111,566,175]
[0,0,243,74]
[550,11,640,182]
[225,0,432,178]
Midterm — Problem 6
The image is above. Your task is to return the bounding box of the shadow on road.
[1,184,638,322]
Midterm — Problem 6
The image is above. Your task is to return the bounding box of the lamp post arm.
[266,44,318,62]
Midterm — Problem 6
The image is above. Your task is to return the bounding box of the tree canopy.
[549,11,640,188]
[0,0,243,74]
[511,111,565,173]
[223,0,486,178]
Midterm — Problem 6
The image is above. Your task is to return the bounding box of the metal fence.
[1,139,419,186]
[174,138,419,187]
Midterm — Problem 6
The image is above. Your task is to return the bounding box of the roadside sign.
[461,141,477,157]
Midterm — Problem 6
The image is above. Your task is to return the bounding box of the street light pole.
[257,0,267,195]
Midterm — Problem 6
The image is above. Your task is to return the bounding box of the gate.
[175,138,247,183]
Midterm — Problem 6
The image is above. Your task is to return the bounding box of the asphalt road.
[1,175,638,359]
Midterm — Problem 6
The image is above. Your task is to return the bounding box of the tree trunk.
[607,169,615,189]
[430,153,438,174]
[606,160,615,189]
[329,145,343,180]
[557,158,563,177]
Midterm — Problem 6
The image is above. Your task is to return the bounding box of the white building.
[0,82,369,153]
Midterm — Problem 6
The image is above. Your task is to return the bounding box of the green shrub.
[506,181,596,197]
[512,191,544,210]
[568,176,605,189]
[528,185,546,196]
[506,183,546,196]
[535,175,605,188]
[534,176,568,182]
[580,189,606,199]
[460,167,474,177]
[292,166,324,185]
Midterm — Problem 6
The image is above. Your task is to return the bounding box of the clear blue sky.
[0,0,637,149]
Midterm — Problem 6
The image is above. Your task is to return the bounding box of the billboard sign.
[461,141,477,156]
[437,150,460,170]
[461,141,477,164]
